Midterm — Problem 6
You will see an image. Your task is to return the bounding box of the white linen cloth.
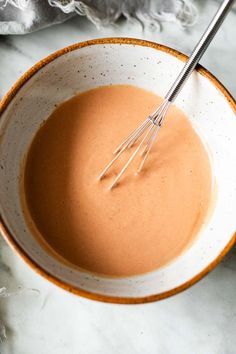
[0,0,198,34]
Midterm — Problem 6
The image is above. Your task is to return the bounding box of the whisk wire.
[137,124,160,174]
[109,124,155,189]
[113,118,150,154]
[99,99,170,189]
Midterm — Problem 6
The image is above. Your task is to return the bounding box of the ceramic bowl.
[0,38,236,304]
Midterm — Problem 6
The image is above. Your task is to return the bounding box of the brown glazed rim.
[0,38,235,304]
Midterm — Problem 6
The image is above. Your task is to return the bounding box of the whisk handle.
[165,0,234,103]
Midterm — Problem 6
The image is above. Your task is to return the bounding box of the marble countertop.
[0,1,236,353]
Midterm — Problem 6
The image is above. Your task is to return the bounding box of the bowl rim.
[0,37,235,304]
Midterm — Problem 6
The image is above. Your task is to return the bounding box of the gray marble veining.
[0,1,236,353]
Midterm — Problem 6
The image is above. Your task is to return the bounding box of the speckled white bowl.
[0,38,236,304]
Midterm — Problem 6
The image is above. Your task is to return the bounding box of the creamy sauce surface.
[24,85,212,276]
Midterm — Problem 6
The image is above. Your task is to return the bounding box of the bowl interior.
[0,40,236,301]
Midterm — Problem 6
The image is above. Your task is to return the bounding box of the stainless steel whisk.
[99,0,234,189]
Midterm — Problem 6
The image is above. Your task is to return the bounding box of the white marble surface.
[0,1,236,353]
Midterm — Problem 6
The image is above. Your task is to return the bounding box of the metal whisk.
[99,0,234,189]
